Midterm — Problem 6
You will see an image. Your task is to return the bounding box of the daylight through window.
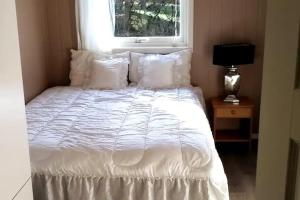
[114,0,180,37]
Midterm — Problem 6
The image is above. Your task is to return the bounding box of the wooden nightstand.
[211,97,254,148]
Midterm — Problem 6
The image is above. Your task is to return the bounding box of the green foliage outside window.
[114,0,180,37]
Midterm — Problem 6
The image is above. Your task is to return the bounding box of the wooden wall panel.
[45,0,77,86]
[16,0,49,102]
[16,0,77,102]
[192,0,266,131]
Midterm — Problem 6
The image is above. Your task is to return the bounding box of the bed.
[26,86,229,200]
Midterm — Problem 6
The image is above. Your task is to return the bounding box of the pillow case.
[165,49,193,87]
[129,52,144,84]
[70,49,130,87]
[70,50,94,87]
[138,55,176,89]
[85,58,129,90]
[129,49,192,87]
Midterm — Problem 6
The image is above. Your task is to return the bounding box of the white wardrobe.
[0,0,33,199]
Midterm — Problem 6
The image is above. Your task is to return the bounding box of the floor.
[217,143,257,200]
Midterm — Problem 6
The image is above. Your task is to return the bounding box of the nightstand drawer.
[215,108,252,118]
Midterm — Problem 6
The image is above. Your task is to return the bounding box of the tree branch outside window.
[115,0,180,37]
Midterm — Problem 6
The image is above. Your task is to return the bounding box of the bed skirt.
[32,174,228,200]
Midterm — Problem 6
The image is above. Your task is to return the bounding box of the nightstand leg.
[249,118,253,152]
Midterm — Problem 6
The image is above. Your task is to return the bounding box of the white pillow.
[94,51,130,61]
[138,55,175,89]
[129,52,144,83]
[70,50,94,87]
[85,58,129,90]
[165,49,192,87]
[70,49,130,87]
[129,49,192,87]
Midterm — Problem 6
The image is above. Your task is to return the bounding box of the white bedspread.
[26,86,228,200]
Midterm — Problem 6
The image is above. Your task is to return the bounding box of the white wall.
[0,0,33,199]
[256,0,300,199]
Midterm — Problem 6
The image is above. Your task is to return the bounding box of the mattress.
[26,86,228,200]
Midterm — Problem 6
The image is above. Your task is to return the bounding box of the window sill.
[112,46,192,54]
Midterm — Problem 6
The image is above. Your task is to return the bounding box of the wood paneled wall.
[45,0,77,86]
[17,0,266,130]
[192,0,266,131]
[16,0,50,102]
[16,0,77,102]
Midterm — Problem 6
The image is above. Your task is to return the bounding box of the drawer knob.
[230,110,236,115]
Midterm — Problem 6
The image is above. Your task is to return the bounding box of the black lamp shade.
[213,43,255,66]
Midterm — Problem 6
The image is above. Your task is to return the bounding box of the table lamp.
[213,43,255,103]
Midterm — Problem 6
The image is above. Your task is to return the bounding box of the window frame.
[112,0,194,50]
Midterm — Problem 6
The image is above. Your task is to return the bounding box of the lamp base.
[224,66,241,104]
[224,95,240,103]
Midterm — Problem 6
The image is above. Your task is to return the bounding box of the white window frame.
[113,0,194,51]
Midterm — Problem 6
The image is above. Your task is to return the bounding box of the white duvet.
[26,86,228,199]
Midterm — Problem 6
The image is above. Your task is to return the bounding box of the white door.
[0,0,33,199]
[256,0,300,199]
[289,25,300,199]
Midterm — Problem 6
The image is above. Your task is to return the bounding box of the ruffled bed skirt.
[32,174,227,200]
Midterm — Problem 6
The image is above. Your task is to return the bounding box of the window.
[115,0,180,37]
[113,0,193,48]
[76,0,193,52]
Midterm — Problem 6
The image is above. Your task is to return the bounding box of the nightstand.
[211,97,254,149]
